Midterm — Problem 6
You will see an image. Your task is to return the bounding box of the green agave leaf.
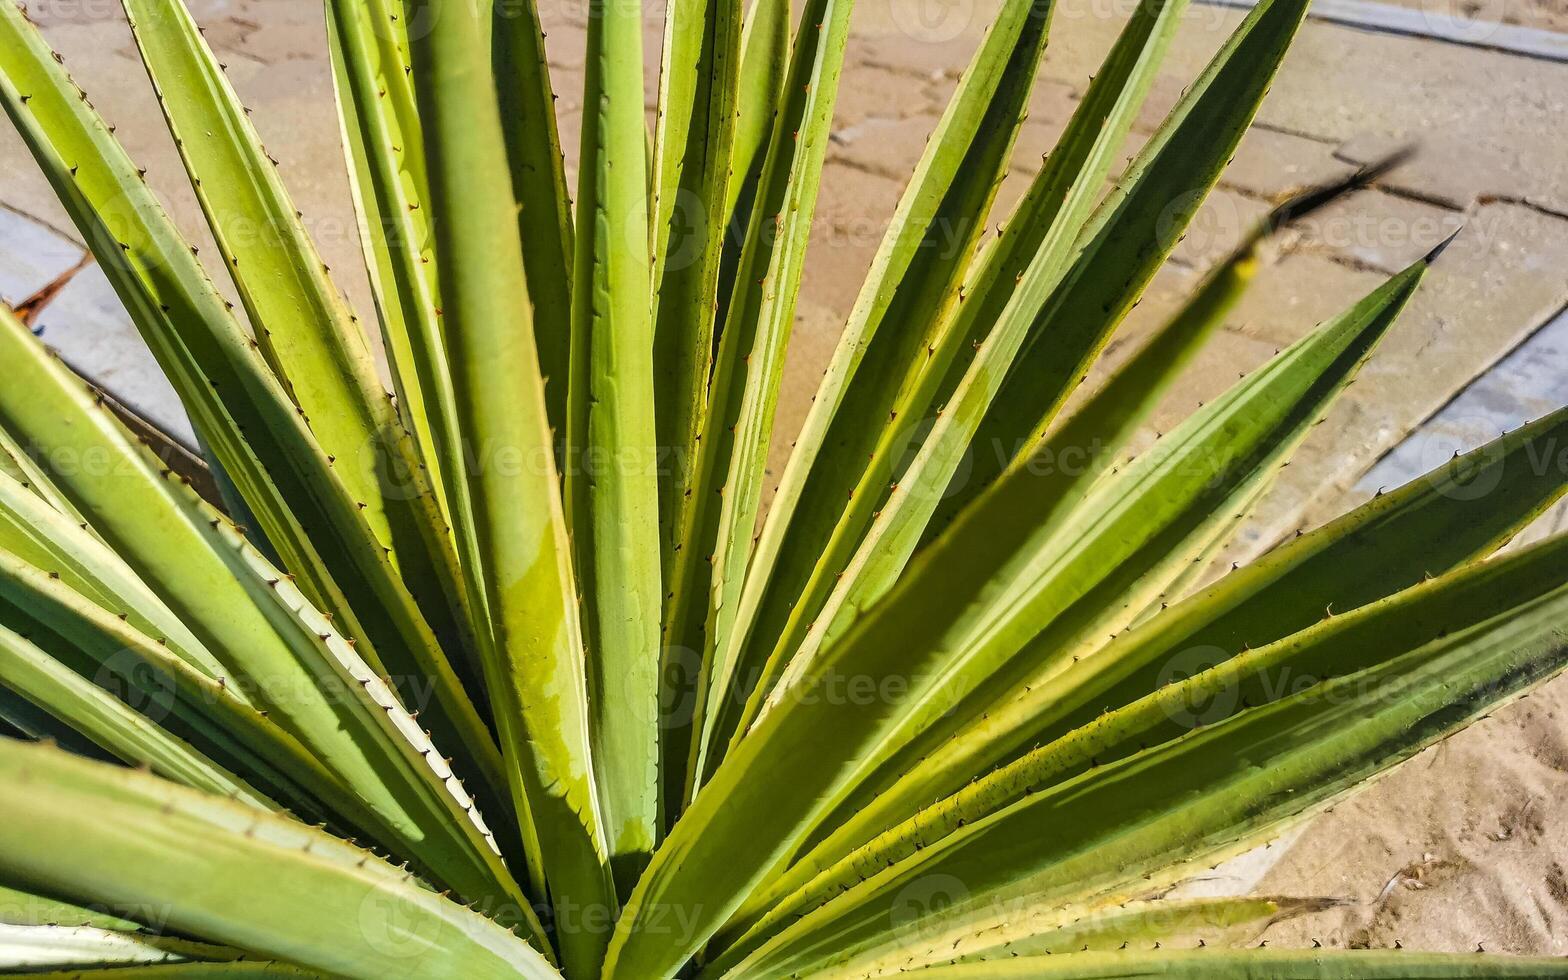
[925,0,1311,538]
[0,435,39,506]
[75,371,222,510]
[700,0,1058,788]
[321,0,509,777]
[650,0,742,770]
[0,2,299,575]
[0,307,539,946]
[196,432,270,566]
[0,687,108,759]
[1128,482,1263,626]
[0,922,181,971]
[724,0,791,223]
[949,896,1333,963]
[0,545,384,840]
[6,965,321,979]
[494,0,575,446]
[788,256,1424,881]
[717,895,1321,976]
[0,465,233,690]
[714,0,1193,759]
[0,422,84,525]
[121,0,493,792]
[716,239,1262,949]
[0,496,548,948]
[747,0,1220,672]
[724,543,1568,976]
[0,884,142,931]
[723,523,1568,964]
[0,610,266,806]
[567,0,664,891]
[0,885,240,966]
[613,249,1415,979]
[764,203,1256,732]
[0,740,560,980]
[121,0,486,721]
[0,0,505,827]
[708,0,792,353]
[1052,414,1568,730]
[117,0,449,587]
[323,0,456,528]
[906,949,1568,978]
[831,395,1568,865]
[403,0,613,971]
[657,0,859,820]
[0,920,234,972]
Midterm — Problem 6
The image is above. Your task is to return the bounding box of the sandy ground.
[1255,686,1568,956]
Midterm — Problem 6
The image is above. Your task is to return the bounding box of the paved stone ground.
[1386,0,1568,32]
[2,0,1568,956]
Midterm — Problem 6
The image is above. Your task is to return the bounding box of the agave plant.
[0,0,1567,975]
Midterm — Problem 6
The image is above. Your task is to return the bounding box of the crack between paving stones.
[0,200,83,248]
[1475,193,1568,223]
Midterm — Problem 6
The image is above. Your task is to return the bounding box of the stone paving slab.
[1354,302,1568,549]
[1020,0,1568,212]
[1222,125,1358,200]
[1287,201,1568,536]
[1332,0,1568,36]
[1363,305,1568,487]
[1215,0,1568,51]
[1227,249,1392,347]
[1291,187,1466,274]
[0,206,81,309]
